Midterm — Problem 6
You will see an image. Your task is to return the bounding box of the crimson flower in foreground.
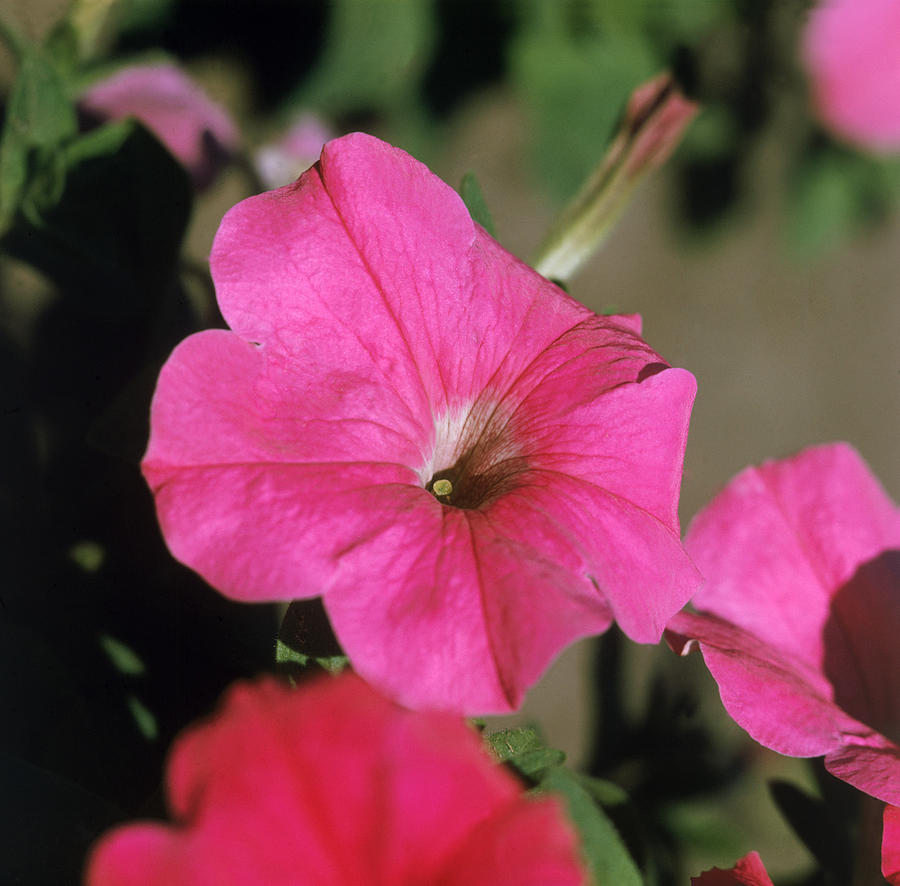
[80,63,239,187]
[85,675,587,886]
[668,443,900,803]
[802,0,900,151]
[691,851,774,886]
[143,132,700,713]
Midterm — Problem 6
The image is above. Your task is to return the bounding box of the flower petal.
[668,610,860,757]
[691,850,775,886]
[148,464,422,601]
[80,63,238,186]
[825,741,900,806]
[210,133,592,421]
[86,676,587,885]
[514,347,696,532]
[517,472,701,643]
[323,503,610,713]
[438,796,587,886]
[685,443,900,667]
[883,804,900,884]
[803,0,900,151]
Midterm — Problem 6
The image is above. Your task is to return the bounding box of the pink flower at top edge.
[884,805,900,883]
[142,132,700,714]
[802,0,900,152]
[667,443,900,804]
[691,851,774,886]
[84,674,588,886]
[79,63,240,188]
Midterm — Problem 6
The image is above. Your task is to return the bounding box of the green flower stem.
[531,72,698,286]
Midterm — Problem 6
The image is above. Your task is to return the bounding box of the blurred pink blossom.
[802,0,900,151]
[80,62,240,187]
[691,851,774,886]
[669,443,900,804]
[143,132,700,714]
[84,675,587,886]
[255,113,334,189]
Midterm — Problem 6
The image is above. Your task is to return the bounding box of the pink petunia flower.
[142,132,700,714]
[802,0,900,151]
[691,851,774,886]
[668,443,900,804]
[885,805,900,883]
[79,63,240,187]
[254,112,334,189]
[84,675,588,886]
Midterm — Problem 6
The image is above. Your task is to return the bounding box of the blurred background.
[0,0,897,883]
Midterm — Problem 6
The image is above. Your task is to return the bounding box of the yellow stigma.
[432,478,453,498]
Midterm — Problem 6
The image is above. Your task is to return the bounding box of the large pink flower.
[84,675,587,886]
[80,63,239,187]
[143,132,699,713]
[691,852,774,886]
[802,0,900,151]
[668,443,900,804]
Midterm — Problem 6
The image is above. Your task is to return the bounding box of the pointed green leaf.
[459,171,496,236]
[2,120,191,318]
[0,39,77,230]
[538,767,643,886]
[486,727,566,780]
[99,634,146,676]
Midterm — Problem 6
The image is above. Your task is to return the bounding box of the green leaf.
[0,40,78,230]
[126,694,158,741]
[42,19,80,75]
[276,600,348,679]
[275,638,311,669]
[538,767,643,886]
[2,120,191,318]
[510,2,658,199]
[298,0,435,113]
[486,726,566,780]
[577,774,630,809]
[459,172,496,236]
[99,634,146,676]
[787,149,860,256]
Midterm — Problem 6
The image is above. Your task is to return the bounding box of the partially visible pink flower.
[884,805,900,883]
[691,851,774,886]
[668,443,900,804]
[80,63,240,187]
[802,0,900,151]
[255,112,334,189]
[143,132,700,714]
[84,675,587,886]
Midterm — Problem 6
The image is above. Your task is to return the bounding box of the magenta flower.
[254,112,334,189]
[143,132,699,713]
[80,63,240,187]
[668,443,900,804]
[84,675,587,886]
[885,805,900,883]
[802,0,900,151]
[691,852,774,886]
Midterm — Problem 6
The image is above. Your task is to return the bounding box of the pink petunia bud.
[79,62,240,188]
